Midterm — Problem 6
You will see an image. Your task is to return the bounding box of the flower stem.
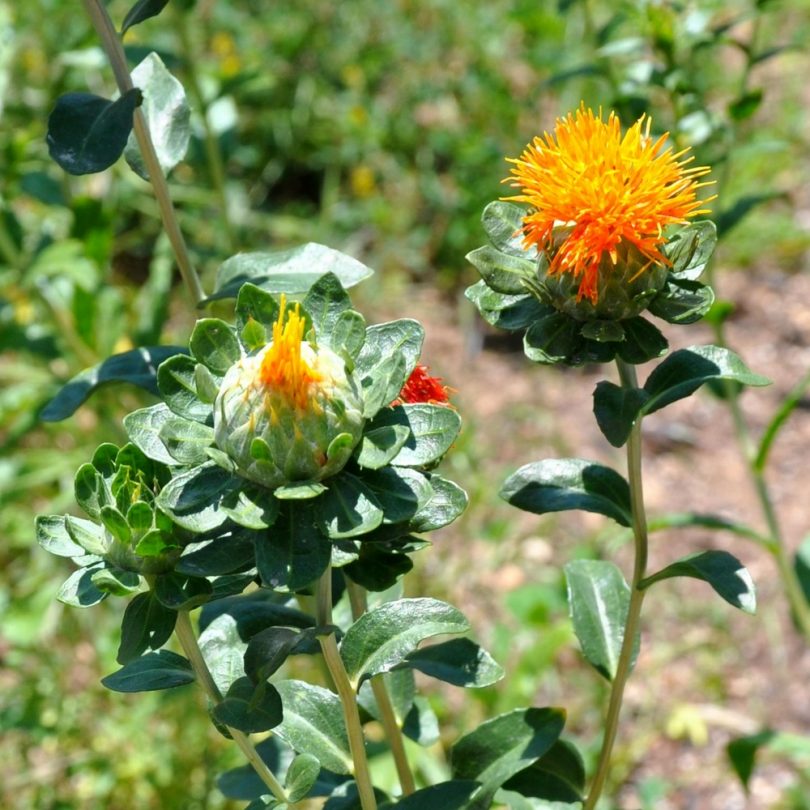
[584,359,649,810]
[315,569,378,810]
[174,610,289,805]
[346,578,416,796]
[81,0,206,306]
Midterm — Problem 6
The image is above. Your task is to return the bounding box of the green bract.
[466,201,717,366]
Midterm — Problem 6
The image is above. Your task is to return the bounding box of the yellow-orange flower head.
[505,105,713,304]
[214,296,364,489]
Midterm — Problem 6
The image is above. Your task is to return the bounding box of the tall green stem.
[315,569,378,810]
[82,0,206,305]
[173,610,289,805]
[345,579,416,796]
[584,359,649,810]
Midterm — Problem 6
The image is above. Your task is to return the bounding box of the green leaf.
[274,680,352,775]
[331,310,367,361]
[641,550,756,613]
[158,415,216,465]
[465,282,549,332]
[466,245,536,295]
[384,781,481,809]
[500,459,632,527]
[728,89,763,121]
[564,560,637,681]
[91,565,141,596]
[648,512,769,545]
[244,627,305,684]
[643,346,770,416]
[40,346,186,421]
[189,318,241,375]
[663,221,717,280]
[579,319,624,343]
[316,474,384,539]
[480,201,537,258]
[209,243,374,302]
[362,466,431,525]
[235,282,280,333]
[256,504,331,590]
[123,404,177,465]
[450,708,566,807]
[200,591,314,638]
[354,422,411,469]
[199,613,248,695]
[158,353,214,423]
[121,0,170,34]
[36,515,86,558]
[175,530,258,577]
[615,317,668,364]
[221,486,280,530]
[755,369,810,473]
[340,598,470,687]
[154,572,213,610]
[377,404,461,468]
[285,754,321,803]
[523,313,581,365]
[274,482,327,500]
[117,591,177,664]
[57,564,108,607]
[211,677,283,734]
[47,89,142,175]
[502,739,586,803]
[592,382,650,448]
[102,649,194,692]
[727,730,777,790]
[410,475,468,532]
[302,272,352,343]
[400,638,504,687]
[64,515,107,556]
[156,463,238,532]
[648,278,715,324]
[125,52,190,178]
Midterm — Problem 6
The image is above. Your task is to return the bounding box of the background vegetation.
[2,0,810,807]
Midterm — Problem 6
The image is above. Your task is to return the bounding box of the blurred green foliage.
[3,0,810,807]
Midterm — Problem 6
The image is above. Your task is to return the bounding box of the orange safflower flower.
[393,364,452,406]
[504,105,714,303]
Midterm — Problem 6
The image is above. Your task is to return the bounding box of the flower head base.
[392,364,452,407]
[505,105,713,307]
[215,297,364,489]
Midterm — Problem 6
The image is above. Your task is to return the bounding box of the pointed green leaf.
[523,313,581,365]
[362,466,431,525]
[47,89,141,175]
[465,281,549,331]
[648,278,715,324]
[125,52,190,178]
[102,649,194,692]
[274,482,327,500]
[380,404,461,467]
[331,309,366,361]
[316,474,384,539]
[643,346,770,416]
[36,515,86,558]
[450,708,566,806]
[615,317,668,364]
[340,598,469,686]
[235,282,280,333]
[302,272,351,341]
[481,200,537,258]
[174,530,257,577]
[409,474,468,532]
[189,318,241,375]
[209,243,373,302]
[400,638,504,687]
[65,514,108,556]
[154,572,213,610]
[157,353,213,423]
[663,221,717,280]
[727,730,777,790]
[40,346,186,421]
[57,564,108,607]
[355,422,411,469]
[158,415,216,465]
[256,504,331,590]
[124,404,177,465]
[74,463,109,519]
[211,677,283,734]
[244,627,304,684]
[117,591,177,664]
[502,739,586,803]
[565,560,638,681]
[285,753,321,803]
[221,486,279,530]
[388,781,481,809]
[156,463,238,532]
[592,382,650,448]
[274,680,352,775]
[121,0,170,34]
[641,550,756,613]
[466,245,536,295]
[501,459,632,527]
[199,613,248,695]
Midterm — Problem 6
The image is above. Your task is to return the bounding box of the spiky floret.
[504,104,713,303]
[392,364,452,406]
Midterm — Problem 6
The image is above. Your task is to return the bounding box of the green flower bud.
[214,298,364,489]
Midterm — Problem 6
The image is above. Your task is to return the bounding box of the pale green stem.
[584,359,649,810]
[82,0,206,305]
[174,610,289,805]
[173,11,237,253]
[315,569,378,810]
[346,579,416,796]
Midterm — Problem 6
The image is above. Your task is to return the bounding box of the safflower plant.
[33,2,775,808]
